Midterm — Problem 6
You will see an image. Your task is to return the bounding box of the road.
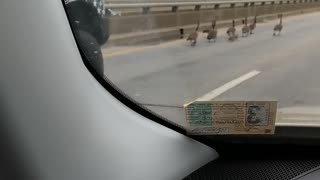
[103,12,320,127]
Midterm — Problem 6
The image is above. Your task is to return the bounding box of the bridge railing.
[105,0,317,14]
[104,0,320,45]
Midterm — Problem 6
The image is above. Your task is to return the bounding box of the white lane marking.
[196,70,261,101]
[184,70,261,107]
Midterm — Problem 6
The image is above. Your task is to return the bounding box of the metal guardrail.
[106,0,320,44]
[106,0,275,8]
[105,0,315,8]
[105,0,316,14]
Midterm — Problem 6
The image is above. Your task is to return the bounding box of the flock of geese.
[186,14,284,46]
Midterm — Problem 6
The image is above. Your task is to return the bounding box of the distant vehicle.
[65,0,110,76]
[65,0,109,45]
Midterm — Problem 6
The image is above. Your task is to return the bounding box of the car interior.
[2,0,320,179]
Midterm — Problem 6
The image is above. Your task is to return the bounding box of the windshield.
[64,0,320,134]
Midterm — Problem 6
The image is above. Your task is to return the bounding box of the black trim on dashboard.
[192,126,320,151]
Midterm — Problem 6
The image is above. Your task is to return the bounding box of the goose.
[187,20,200,46]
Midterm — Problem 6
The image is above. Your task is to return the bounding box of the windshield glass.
[64,0,320,133]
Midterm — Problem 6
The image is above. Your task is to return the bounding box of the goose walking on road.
[207,19,218,42]
[187,20,200,46]
[249,16,257,34]
[242,17,250,37]
[227,20,238,41]
[273,14,283,36]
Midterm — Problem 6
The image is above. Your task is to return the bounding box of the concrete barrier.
[106,1,320,45]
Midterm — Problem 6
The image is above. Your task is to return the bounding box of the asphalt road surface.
[103,12,320,127]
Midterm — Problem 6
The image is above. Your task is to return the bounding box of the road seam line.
[103,39,184,57]
[103,47,145,57]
